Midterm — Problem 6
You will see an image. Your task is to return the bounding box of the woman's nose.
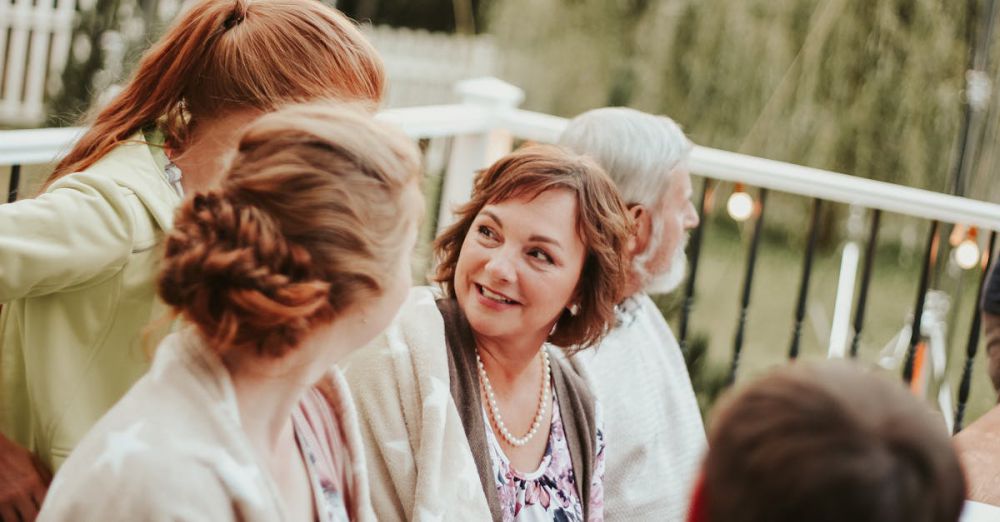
[484,247,517,283]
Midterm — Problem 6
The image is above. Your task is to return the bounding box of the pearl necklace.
[476,349,551,447]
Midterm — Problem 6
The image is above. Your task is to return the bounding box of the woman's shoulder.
[51,135,179,227]
[341,286,446,368]
[339,286,454,421]
[43,428,243,521]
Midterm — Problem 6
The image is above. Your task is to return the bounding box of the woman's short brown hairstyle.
[700,360,966,522]
[433,144,633,350]
[158,102,421,358]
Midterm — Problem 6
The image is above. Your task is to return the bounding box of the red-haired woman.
[39,103,423,521]
[0,1,383,519]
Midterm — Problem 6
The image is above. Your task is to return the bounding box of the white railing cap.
[498,109,1000,230]
[6,98,1000,231]
[0,126,83,165]
[455,77,525,108]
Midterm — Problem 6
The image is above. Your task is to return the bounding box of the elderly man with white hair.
[560,107,706,521]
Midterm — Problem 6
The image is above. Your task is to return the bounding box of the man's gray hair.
[557,107,692,209]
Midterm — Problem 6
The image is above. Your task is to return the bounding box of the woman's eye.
[477,225,496,240]
[529,249,554,264]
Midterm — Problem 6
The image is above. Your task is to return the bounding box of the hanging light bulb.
[727,183,754,222]
[954,226,980,270]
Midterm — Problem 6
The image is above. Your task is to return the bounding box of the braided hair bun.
[158,103,420,357]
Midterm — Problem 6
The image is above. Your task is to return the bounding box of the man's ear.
[629,204,653,259]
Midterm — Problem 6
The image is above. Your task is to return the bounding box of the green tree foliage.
[45,0,167,127]
[489,0,979,191]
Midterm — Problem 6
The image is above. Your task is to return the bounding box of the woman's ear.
[629,204,653,260]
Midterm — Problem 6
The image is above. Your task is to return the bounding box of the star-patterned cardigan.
[38,327,376,522]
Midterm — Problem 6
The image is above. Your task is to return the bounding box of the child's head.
[691,361,966,522]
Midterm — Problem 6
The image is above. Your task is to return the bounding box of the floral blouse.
[484,388,606,521]
[294,393,352,522]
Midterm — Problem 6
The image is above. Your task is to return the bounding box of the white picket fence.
[0,0,75,126]
[363,25,498,108]
[0,0,498,126]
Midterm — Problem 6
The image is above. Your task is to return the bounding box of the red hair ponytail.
[46,0,384,189]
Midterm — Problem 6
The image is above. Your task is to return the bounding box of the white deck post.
[437,77,524,233]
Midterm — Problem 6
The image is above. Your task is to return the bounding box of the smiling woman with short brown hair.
[343,144,633,521]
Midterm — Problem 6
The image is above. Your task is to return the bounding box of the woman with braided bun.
[38,103,424,521]
[0,0,384,518]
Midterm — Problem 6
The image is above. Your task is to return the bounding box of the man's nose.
[685,202,700,230]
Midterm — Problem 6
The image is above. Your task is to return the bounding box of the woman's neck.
[223,324,347,456]
[475,331,548,388]
[171,109,262,193]
[226,350,317,455]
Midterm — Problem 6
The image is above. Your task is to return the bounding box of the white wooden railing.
[5,77,1000,231]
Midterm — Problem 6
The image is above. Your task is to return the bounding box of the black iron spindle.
[850,209,881,358]
[678,178,710,357]
[728,188,767,386]
[902,220,940,384]
[789,199,822,359]
[954,230,997,433]
[7,164,20,203]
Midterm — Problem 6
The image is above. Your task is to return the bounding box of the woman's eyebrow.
[529,234,562,249]
[481,209,503,226]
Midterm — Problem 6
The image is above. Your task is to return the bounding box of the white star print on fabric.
[422,376,448,411]
[213,401,240,425]
[94,422,149,475]
[385,327,409,357]
[149,345,174,382]
[385,439,413,472]
[187,444,264,509]
[416,506,443,522]
[413,289,437,307]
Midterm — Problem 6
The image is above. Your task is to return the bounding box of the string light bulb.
[954,227,980,270]
[727,183,754,222]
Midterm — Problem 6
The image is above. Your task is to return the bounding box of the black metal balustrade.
[789,199,822,360]
[678,179,710,359]
[850,209,881,358]
[7,164,20,203]
[902,221,940,385]
[955,231,998,433]
[674,179,997,431]
[727,188,767,386]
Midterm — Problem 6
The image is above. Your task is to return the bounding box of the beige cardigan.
[341,287,600,521]
[39,328,375,521]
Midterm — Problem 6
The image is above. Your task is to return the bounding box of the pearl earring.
[568,304,580,316]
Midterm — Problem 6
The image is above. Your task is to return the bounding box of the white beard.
[644,243,688,295]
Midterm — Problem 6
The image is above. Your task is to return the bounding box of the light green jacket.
[0,136,180,471]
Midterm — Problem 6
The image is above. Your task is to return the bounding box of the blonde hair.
[158,103,420,358]
[47,0,384,188]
